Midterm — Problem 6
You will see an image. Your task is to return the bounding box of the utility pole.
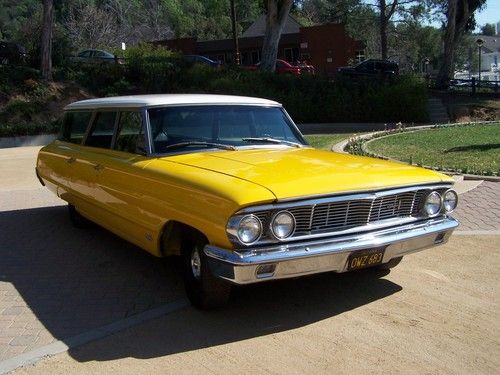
[230,0,240,65]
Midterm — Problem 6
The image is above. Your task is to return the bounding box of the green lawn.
[366,123,500,175]
[304,134,356,150]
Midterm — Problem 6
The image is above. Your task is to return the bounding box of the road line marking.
[0,298,189,374]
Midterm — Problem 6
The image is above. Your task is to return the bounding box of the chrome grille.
[256,189,431,238]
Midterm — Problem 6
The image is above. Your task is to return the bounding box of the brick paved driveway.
[453,181,500,231]
[0,146,498,363]
[0,188,184,361]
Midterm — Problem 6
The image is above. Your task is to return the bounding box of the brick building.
[156,15,365,75]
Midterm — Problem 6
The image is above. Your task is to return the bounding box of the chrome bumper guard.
[204,217,458,285]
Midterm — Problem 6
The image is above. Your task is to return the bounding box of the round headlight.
[237,215,262,244]
[271,211,295,240]
[443,189,458,213]
[423,191,442,217]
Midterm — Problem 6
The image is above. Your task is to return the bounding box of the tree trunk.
[40,0,54,81]
[380,0,388,60]
[437,0,471,88]
[260,0,293,72]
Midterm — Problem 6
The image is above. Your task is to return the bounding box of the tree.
[260,0,294,72]
[480,23,495,36]
[371,0,425,60]
[301,0,363,24]
[40,0,54,81]
[377,0,398,59]
[437,0,486,87]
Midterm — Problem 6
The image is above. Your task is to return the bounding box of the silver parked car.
[69,49,121,64]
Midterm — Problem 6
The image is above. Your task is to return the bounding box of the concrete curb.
[0,298,189,374]
[0,135,56,149]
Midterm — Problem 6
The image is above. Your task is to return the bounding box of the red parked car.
[243,59,301,76]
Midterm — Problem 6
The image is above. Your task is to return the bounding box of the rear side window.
[114,112,146,154]
[85,112,117,149]
[59,111,92,144]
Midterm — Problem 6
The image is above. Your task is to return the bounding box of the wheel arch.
[158,220,208,257]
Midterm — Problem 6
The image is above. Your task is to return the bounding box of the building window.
[355,50,365,63]
[241,51,250,65]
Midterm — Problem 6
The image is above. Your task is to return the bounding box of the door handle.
[93,164,105,171]
[66,157,76,164]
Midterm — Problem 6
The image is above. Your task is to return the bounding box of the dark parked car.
[0,41,27,65]
[69,49,122,64]
[337,59,399,78]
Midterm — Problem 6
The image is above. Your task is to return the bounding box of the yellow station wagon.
[36,94,459,309]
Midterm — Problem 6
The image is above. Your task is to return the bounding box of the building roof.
[478,35,500,53]
[65,94,281,110]
[242,14,303,38]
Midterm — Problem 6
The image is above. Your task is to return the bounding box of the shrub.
[0,121,60,137]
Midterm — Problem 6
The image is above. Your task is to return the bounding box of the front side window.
[114,112,146,154]
[85,111,117,149]
[59,111,92,144]
[148,105,305,154]
[78,50,91,58]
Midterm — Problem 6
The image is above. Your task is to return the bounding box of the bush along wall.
[1,45,429,137]
[64,45,429,123]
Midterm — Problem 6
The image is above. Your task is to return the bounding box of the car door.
[69,111,118,214]
[37,110,93,200]
[90,110,158,252]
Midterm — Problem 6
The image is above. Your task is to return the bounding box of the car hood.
[160,148,453,201]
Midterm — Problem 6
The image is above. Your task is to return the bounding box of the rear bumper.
[204,217,458,285]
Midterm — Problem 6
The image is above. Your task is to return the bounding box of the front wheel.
[183,239,231,310]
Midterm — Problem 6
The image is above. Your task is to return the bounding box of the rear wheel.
[183,238,231,310]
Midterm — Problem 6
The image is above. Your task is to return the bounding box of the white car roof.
[65,94,281,110]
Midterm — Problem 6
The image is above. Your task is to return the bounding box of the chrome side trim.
[206,217,459,285]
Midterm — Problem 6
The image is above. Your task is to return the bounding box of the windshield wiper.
[164,142,236,151]
[241,137,302,148]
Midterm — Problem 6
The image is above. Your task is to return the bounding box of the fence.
[434,77,500,95]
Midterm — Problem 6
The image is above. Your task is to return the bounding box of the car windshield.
[148,105,305,154]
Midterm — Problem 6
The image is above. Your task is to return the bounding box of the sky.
[474,0,500,29]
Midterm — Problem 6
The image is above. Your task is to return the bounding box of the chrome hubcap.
[190,248,201,280]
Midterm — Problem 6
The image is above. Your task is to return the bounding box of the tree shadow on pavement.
[0,205,402,361]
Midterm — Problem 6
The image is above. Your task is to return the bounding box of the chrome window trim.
[142,108,153,155]
[144,105,307,156]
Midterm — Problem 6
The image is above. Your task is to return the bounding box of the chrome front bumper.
[204,217,458,285]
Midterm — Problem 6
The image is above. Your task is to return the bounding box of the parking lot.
[1,146,499,374]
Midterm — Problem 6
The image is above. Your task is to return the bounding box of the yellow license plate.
[347,248,385,271]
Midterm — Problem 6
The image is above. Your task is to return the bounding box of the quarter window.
[59,111,92,144]
[114,112,146,154]
[85,111,117,149]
